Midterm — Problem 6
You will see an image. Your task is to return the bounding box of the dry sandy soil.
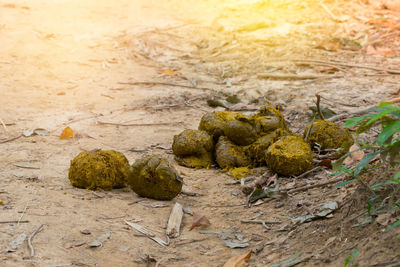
[1,0,400,266]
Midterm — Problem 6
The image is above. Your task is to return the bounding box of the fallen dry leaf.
[316,40,339,52]
[189,211,211,231]
[368,19,397,29]
[266,174,278,187]
[344,144,365,166]
[159,69,179,76]
[318,159,333,169]
[223,251,251,267]
[60,126,76,139]
[392,88,400,95]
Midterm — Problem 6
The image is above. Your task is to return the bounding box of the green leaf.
[370,182,386,190]
[345,115,373,128]
[377,120,400,145]
[354,151,381,176]
[355,108,397,135]
[336,179,357,188]
[368,197,376,215]
[344,249,359,266]
[395,171,400,179]
[385,219,400,232]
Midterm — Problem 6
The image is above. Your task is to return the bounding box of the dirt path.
[1,0,400,266]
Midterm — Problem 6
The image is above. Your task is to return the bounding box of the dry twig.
[293,166,324,179]
[97,120,183,127]
[0,134,22,144]
[28,224,44,258]
[118,81,218,93]
[293,59,400,74]
[17,203,28,225]
[240,219,281,230]
[315,94,325,120]
[0,220,29,224]
[257,73,343,80]
[285,176,345,194]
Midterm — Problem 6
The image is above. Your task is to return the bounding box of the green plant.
[338,102,400,231]
[344,248,359,267]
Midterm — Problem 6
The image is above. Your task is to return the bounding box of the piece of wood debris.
[13,163,40,169]
[3,233,26,252]
[139,201,169,208]
[166,202,184,238]
[125,221,170,247]
[87,232,110,247]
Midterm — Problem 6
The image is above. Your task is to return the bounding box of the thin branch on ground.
[257,73,343,80]
[293,59,400,74]
[0,118,7,131]
[118,81,219,93]
[0,220,29,224]
[284,176,345,194]
[240,219,282,230]
[17,203,29,225]
[0,134,22,144]
[97,120,183,127]
[327,105,375,122]
[315,94,325,120]
[28,224,44,257]
[293,166,324,179]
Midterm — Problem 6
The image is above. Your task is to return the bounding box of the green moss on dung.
[68,149,130,190]
[223,119,258,146]
[304,120,353,152]
[128,155,182,200]
[215,136,251,169]
[172,129,214,168]
[266,136,313,176]
[198,111,238,141]
[229,167,250,179]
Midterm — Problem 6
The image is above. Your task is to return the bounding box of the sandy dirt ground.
[1,0,400,266]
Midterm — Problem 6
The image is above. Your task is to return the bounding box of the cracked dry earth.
[1,0,400,266]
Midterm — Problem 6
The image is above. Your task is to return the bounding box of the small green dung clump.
[254,116,280,135]
[198,111,238,141]
[172,129,214,168]
[246,131,278,165]
[229,167,250,179]
[256,105,289,131]
[223,119,258,146]
[128,155,182,200]
[215,136,251,169]
[266,136,313,176]
[304,120,353,151]
[68,149,130,190]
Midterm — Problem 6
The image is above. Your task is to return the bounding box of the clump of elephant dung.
[198,111,238,141]
[128,155,182,200]
[172,129,214,168]
[265,135,313,176]
[173,105,289,176]
[68,149,130,190]
[304,120,353,152]
[215,136,251,169]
